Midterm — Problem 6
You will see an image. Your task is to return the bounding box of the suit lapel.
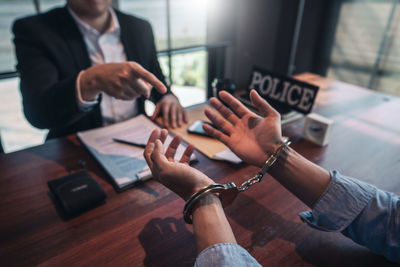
[116,11,139,62]
[58,6,91,71]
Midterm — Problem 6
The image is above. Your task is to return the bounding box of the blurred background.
[0,0,399,153]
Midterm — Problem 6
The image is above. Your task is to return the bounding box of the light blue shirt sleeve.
[299,170,400,263]
[194,243,261,267]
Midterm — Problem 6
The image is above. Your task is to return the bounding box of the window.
[169,0,207,49]
[326,0,400,96]
[170,50,207,107]
[120,0,209,107]
[0,0,35,73]
[39,0,64,13]
[0,77,47,152]
[119,0,169,51]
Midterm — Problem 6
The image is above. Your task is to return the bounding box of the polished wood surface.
[1,73,399,266]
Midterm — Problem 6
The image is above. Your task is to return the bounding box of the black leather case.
[48,170,106,216]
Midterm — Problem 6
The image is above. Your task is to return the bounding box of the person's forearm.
[268,147,331,208]
[192,194,237,253]
[79,69,101,101]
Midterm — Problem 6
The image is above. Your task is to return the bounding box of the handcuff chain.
[183,140,291,224]
[237,173,263,192]
[237,139,291,192]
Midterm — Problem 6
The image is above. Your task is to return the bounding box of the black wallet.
[48,170,106,216]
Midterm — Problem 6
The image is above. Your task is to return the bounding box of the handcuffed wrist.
[192,193,221,214]
[183,183,238,224]
[260,137,287,167]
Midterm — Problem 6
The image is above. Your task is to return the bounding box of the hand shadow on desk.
[138,217,197,267]
[227,194,393,267]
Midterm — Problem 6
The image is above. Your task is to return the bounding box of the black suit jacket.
[13,6,169,139]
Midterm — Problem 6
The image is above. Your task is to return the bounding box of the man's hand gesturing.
[80,62,167,101]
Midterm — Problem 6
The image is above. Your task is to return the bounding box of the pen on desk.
[112,138,146,148]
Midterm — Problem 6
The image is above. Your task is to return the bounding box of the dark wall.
[206,0,238,95]
[310,0,342,76]
[219,0,334,89]
[224,0,284,89]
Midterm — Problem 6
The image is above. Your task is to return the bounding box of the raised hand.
[144,129,214,200]
[203,90,283,168]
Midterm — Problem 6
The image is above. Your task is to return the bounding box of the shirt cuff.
[76,70,99,112]
[299,170,376,232]
[195,243,261,267]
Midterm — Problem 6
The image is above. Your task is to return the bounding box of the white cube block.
[303,113,334,146]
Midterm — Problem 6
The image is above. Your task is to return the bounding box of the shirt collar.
[67,6,120,36]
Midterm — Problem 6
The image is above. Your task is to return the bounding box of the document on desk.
[77,115,195,192]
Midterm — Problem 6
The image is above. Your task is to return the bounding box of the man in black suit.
[13,0,188,139]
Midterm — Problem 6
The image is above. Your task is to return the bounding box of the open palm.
[204,90,283,168]
[144,129,214,200]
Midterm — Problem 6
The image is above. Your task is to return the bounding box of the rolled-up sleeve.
[299,170,400,263]
[195,243,261,267]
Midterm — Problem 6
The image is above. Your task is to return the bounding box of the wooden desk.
[1,74,399,266]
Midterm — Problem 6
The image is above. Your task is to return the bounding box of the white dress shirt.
[68,7,138,125]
